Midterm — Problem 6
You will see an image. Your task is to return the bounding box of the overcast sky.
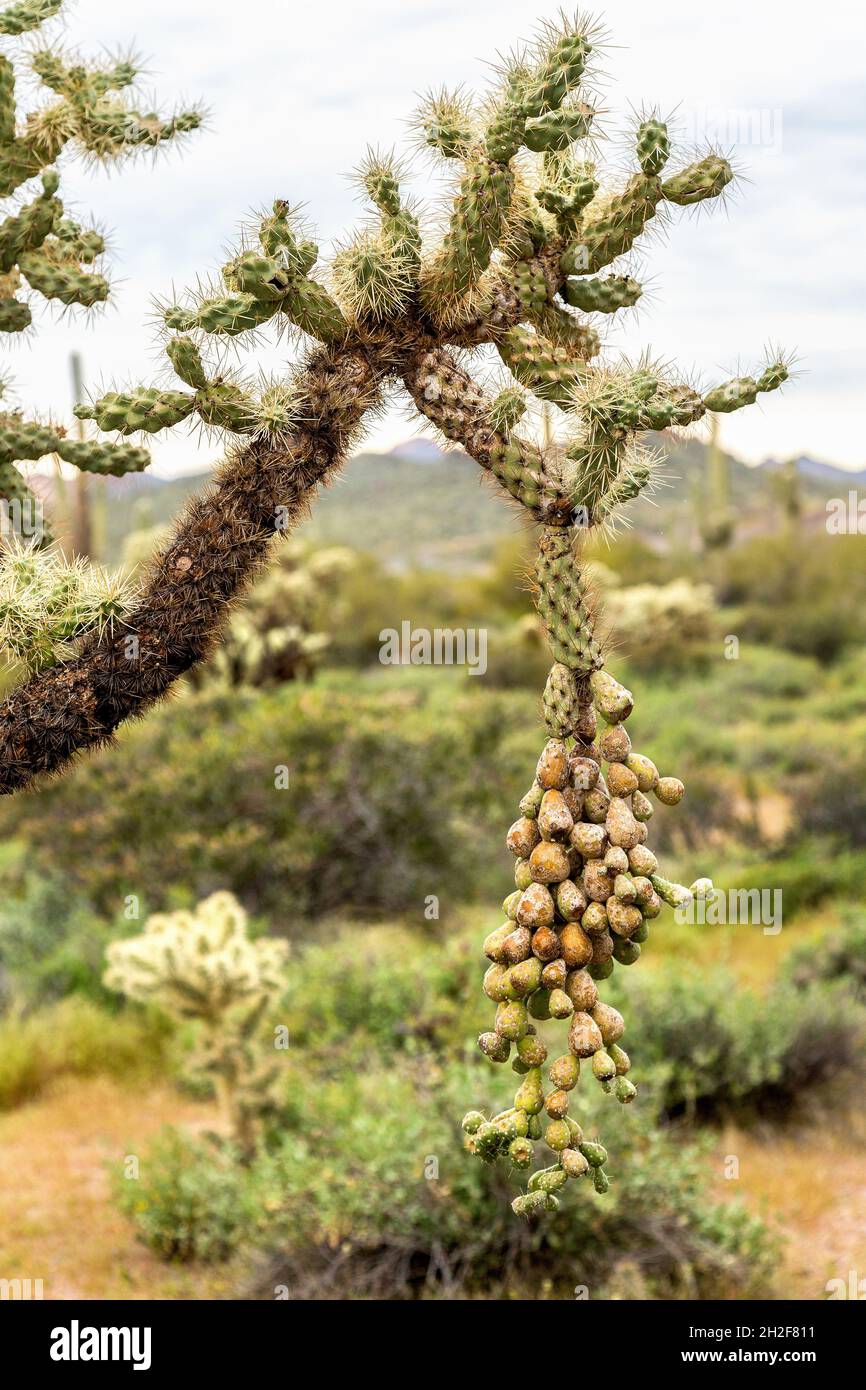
[6,0,865,475]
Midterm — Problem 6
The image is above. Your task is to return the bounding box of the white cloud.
[7,0,865,472]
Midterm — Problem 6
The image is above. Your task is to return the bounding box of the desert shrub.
[724,534,866,663]
[0,683,538,922]
[0,868,126,1009]
[113,1129,256,1263]
[607,969,865,1121]
[0,998,172,1110]
[790,752,866,847]
[244,1055,773,1299]
[783,909,866,998]
[600,578,717,672]
[723,844,866,918]
[279,924,479,1066]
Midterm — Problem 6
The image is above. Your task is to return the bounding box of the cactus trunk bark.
[0,343,383,793]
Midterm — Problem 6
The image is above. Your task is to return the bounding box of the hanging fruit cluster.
[463,535,709,1213]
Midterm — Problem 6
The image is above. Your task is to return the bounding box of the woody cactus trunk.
[0,12,790,1210]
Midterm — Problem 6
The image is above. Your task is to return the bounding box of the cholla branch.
[0,0,203,513]
[0,4,793,1221]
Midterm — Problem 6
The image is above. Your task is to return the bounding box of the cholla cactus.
[0,11,789,792]
[2,8,792,1210]
[0,534,133,672]
[188,541,353,689]
[104,892,288,1154]
[0,0,201,539]
[601,577,715,671]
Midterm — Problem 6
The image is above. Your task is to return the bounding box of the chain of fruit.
[462,526,708,1215]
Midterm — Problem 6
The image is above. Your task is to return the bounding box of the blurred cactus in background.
[104,891,287,1155]
[0,0,201,547]
[187,542,355,690]
[600,577,716,672]
[771,457,803,535]
[694,416,735,552]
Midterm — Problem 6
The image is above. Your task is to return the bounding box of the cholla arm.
[0,11,790,797]
[0,342,383,793]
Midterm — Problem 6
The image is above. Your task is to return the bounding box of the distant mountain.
[386,437,446,463]
[76,437,862,569]
[759,455,866,490]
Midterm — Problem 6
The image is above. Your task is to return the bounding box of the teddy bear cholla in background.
[104,891,287,1155]
[462,666,712,1215]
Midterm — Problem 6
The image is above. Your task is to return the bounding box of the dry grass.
[0,1076,243,1300]
[712,1100,866,1300]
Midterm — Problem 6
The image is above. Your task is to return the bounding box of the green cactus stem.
[0,0,203,528]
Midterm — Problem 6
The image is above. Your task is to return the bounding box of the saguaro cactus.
[0,8,790,1211]
[0,0,201,542]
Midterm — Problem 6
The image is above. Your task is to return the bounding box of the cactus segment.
[534,525,603,672]
[524,103,595,153]
[0,0,63,36]
[562,274,642,314]
[0,537,134,671]
[497,324,591,409]
[635,118,670,177]
[562,174,663,275]
[662,155,733,206]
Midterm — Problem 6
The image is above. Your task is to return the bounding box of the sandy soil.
[0,1075,239,1300]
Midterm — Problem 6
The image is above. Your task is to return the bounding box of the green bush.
[722,534,866,663]
[783,908,866,998]
[0,998,172,1110]
[280,924,477,1064]
[113,1129,256,1263]
[607,968,865,1121]
[791,754,866,848]
[244,1054,773,1299]
[0,682,539,923]
[0,867,126,1009]
[720,844,866,918]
